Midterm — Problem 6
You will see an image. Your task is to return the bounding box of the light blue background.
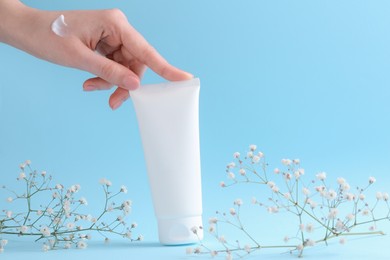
[1,0,390,259]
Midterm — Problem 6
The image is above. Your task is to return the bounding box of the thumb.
[76,48,140,90]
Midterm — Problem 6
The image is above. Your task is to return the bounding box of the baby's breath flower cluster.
[188,145,390,258]
[0,161,142,253]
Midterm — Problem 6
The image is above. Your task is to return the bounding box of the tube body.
[131,78,203,245]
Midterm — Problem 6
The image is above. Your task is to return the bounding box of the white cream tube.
[130,78,203,245]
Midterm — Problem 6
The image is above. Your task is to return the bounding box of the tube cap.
[157,216,203,245]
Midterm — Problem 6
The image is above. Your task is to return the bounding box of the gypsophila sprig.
[0,160,142,253]
[187,145,390,258]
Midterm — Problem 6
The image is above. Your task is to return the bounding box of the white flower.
[326,189,337,200]
[284,173,292,181]
[336,220,345,231]
[210,251,218,257]
[247,151,253,158]
[64,242,72,249]
[362,209,370,216]
[233,152,240,158]
[316,172,326,181]
[6,197,13,203]
[308,199,317,209]
[125,231,132,239]
[306,223,314,233]
[77,240,87,249]
[120,185,128,193]
[283,236,290,243]
[244,244,251,253]
[359,194,366,200]
[267,181,275,188]
[193,247,201,254]
[239,169,246,176]
[19,163,26,170]
[40,226,51,237]
[284,192,291,199]
[383,192,389,201]
[328,208,339,219]
[341,183,350,191]
[209,217,218,224]
[296,244,303,251]
[46,208,53,215]
[249,144,257,151]
[258,151,264,158]
[294,171,301,179]
[190,226,199,234]
[234,199,243,206]
[252,155,260,163]
[337,177,346,185]
[42,244,50,252]
[339,238,346,245]
[209,225,215,233]
[220,181,226,188]
[131,222,138,228]
[79,197,88,205]
[272,186,279,193]
[293,159,300,165]
[306,239,316,247]
[6,211,12,218]
[228,172,235,179]
[19,225,29,233]
[281,159,292,166]
[267,207,279,214]
[229,208,236,216]
[346,213,355,221]
[0,240,8,246]
[37,210,43,216]
[55,184,63,190]
[99,178,112,186]
[138,235,144,241]
[41,171,47,177]
[218,236,226,243]
[369,176,376,184]
[376,192,383,200]
[18,172,26,180]
[274,168,280,174]
[302,187,310,196]
[226,253,233,260]
[25,160,31,165]
[66,222,75,230]
[227,162,236,168]
[52,192,59,199]
[345,193,355,201]
[186,247,193,254]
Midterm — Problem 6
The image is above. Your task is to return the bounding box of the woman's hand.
[0,0,192,109]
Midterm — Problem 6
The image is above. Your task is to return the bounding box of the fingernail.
[84,85,96,91]
[111,100,123,110]
[123,76,139,90]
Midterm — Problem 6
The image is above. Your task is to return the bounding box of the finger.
[109,87,130,110]
[83,77,113,91]
[76,47,140,91]
[122,26,193,81]
[108,62,146,109]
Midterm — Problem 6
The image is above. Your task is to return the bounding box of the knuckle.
[104,8,126,22]
[100,62,117,81]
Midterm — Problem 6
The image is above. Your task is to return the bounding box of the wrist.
[0,0,37,45]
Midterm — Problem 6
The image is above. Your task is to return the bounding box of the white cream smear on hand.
[51,14,68,37]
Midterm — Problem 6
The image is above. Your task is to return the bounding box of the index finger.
[122,24,193,81]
